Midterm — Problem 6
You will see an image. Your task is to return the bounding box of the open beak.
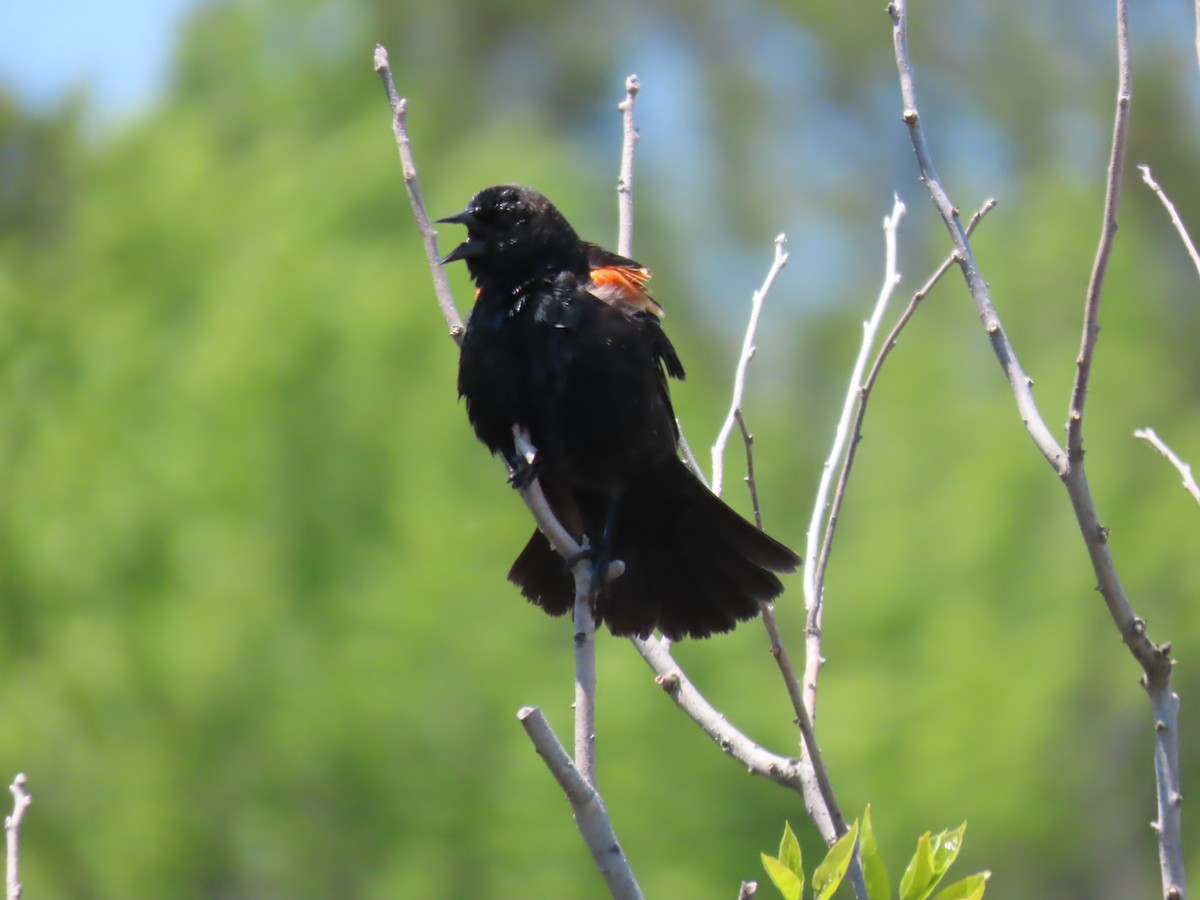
[440,239,487,265]
[436,208,488,264]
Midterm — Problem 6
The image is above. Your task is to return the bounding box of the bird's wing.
[584,243,665,319]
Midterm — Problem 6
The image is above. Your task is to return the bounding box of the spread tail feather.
[508,458,800,639]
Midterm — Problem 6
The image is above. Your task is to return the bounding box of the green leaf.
[930,822,967,877]
[860,805,891,900]
[931,872,990,900]
[762,853,804,900]
[779,821,803,877]
[899,832,935,900]
[813,819,859,900]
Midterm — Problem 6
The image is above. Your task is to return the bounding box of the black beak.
[440,239,487,265]
[436,208,488,264]
[436,209,480,228]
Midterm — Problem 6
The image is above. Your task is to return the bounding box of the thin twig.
[699,208,863,894]
[813,198,995,601]
[737,881,758,899]
[759,604,846,836]
[373,45,464,344]
[887,3,1067,476]
[5,774,30,900]
[802,196,905,720]
[888,4,1184,897]
[889,0,1167,668]
[732,376,863,894]
[519,708,643,900]
[617,76,640,258]
[1135,428,1200,506]
[1067,0,1132,460]
[1139,165,1200,281]
[615,77,705,491]
[712,235,789,496]
[513,428,602,786]
[574,594,599,785]
[628,636,830,820]
[734,411,762,529]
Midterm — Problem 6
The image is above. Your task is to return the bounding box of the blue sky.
[0,0,199,118]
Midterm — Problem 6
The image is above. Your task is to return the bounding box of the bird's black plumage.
[442,184,800,639]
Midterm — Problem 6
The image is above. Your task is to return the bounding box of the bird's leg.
[505,427,541,489]
[507,452,542,489]
[586,498,620,597]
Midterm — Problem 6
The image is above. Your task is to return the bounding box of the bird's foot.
[564,546,594,569]
[507,453,541,489]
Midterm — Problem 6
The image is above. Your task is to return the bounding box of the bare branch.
[513,428,603,786]
[703,234,855,861]
[887,4,1184,896]
[632,637,806,794]
[574,596,599,785]
[737,881,758,899]
[1139,165,1200,281]
[802,196,905,719]
[759,603,846,836]
[5,774,30,900]
[1147,681,1188,900]
[519,708,644,900]
[890,0,1169,685]
[1135,428,1200,506]
[734,411,762,529]
[613,80,704,492]
[731,388,863,894]
[712,235,789,496]
[887,3,1067,476]
[373,45,464,344]
[811,197,996,643]
[617,76,641,258]
[1067,0,1132,459]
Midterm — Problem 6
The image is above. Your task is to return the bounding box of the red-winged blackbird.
[440,184,800,639]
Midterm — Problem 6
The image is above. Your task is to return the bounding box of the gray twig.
[615,78,704,489]
[1139,165,1200,281]
[512,429,602,786]
[712,235,789,496]
[519,708,643,900]
[1135,428,1200,507]
[734,411,762,530]
[373,45,464,343]
[737,880,758,899]
[704,232,854,854]
[617,76,641,258]
[803,196,905,720]
[628,636,830,827]
[811,197,996,652]
[887,4,1185,897]
[887,4,1066,475]
[5,774,30,900]
[1067,0,1132,460]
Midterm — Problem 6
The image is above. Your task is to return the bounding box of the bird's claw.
[564,546,594,569]
[508,454,541,489]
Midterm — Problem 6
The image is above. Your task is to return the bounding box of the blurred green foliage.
[1,0,1199,898]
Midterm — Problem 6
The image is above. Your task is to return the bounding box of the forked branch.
[886,3,1184,896]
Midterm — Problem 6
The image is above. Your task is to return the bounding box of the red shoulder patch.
[588,265,665,318]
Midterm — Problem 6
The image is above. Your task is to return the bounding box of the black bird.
[440,184,800,639]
